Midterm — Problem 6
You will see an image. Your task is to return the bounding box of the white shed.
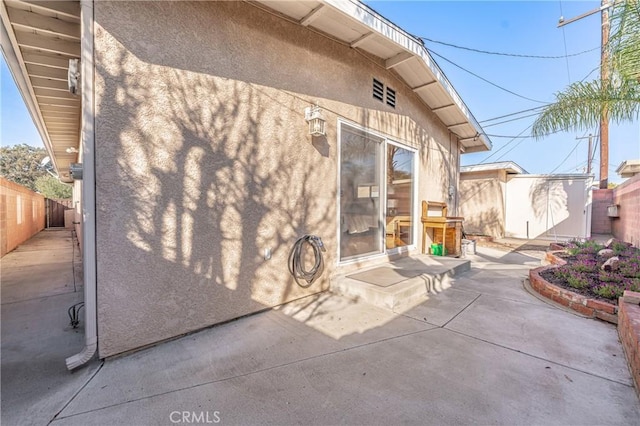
[460,162,593,240]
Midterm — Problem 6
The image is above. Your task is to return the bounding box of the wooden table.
[422,217,463,256]
[420,201,463,256]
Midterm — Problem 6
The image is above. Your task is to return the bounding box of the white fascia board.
[461,161,527,175]
[321,0,491,151]
[508,173,593,180]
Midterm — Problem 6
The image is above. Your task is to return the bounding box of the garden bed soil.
[540,244,640,304]
[539,265,620,306]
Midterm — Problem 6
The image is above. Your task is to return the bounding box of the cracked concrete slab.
[396,287,480,327]
[58,293,434,417]
[445,294,632,385]
[51,328,639,426]
[3,233,639,426]
[1,230,99,426]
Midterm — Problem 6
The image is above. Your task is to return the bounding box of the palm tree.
[531,0,640,138]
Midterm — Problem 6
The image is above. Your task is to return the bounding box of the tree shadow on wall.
[94,43,338,354]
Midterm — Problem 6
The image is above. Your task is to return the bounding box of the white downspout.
[67,0,97,370]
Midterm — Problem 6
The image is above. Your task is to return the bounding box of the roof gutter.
[66,0,97,370]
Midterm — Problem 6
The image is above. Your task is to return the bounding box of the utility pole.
[558,0,612,188]
[576,134,594,174]
[599,0,610,188]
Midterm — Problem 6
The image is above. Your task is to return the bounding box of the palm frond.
[531,79,640,138]
[609,0,640,81]
[532,0,640,138]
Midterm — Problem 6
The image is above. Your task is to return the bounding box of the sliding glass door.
[339,123,416,262]
[386,144,415,250]
[339,125,384,260]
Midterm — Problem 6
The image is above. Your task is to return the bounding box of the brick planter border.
[529,263,618,324]
[618,291,640,397]
[545,250,567,266]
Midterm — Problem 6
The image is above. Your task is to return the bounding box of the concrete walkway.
[1,229,100,426]
[2,231,639,425]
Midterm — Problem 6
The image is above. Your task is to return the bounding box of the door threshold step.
[331,255,470,311]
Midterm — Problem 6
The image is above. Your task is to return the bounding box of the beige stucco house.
[1,0,491,367]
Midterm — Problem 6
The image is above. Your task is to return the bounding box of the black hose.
[288,235,326,288]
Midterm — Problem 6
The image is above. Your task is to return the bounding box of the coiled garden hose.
[288,235,326,288]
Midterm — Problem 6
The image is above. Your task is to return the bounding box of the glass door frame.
[385,140,418,256]
[336,119,418,265]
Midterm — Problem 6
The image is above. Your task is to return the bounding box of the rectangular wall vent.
[373,78,384,101]
[386,87,396,108]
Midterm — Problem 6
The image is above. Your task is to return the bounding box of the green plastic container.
[430,243,447,256]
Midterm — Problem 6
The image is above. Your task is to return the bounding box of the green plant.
[567,273,589,289]
[34,175,72,199]
[593,284,625,300]
[599,271,624,283]
[552,266,572,281]
[566,239,605,256]
[570,258,598,273]
[611,240,629,255]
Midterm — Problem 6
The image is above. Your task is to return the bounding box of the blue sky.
[367,0,639,182]
[2,1,638,182]
[1,58,42,148]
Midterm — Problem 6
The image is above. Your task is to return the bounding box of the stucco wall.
[611,174,640,246]
[459,170,506,237]
[0,177,45,257]
[94,1,459,357]
[505,175,592,240]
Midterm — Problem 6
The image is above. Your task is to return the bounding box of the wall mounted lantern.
[304,104,326,137]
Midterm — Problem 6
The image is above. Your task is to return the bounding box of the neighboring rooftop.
[460,161,528,175]
[616,160,640,178]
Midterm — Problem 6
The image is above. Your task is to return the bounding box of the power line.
[484,129,563,138]
[479,105,548,123]
[420,36,600,59]
[549,138,583,173]
[480,124,533,164]
[428,49,549,104]
[481,112,544,128]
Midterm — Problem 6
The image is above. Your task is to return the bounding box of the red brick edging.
[529,264,618,324]
[545,250,567,266]
[618,291,640,397]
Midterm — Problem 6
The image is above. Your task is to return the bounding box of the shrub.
[552,266,572,281]
[566,239,604,256]
[567,273,589,289]
[566,243,581,256]
[611,241,630,255]
[599,271,624,283]
[593,284,624,300]
[570,258,598,273]
[618,258,640,278]
[578,240,605,255]
[626,278,640,292]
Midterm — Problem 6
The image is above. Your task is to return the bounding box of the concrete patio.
[2,230,639,425]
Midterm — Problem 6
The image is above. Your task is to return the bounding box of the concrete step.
[331,255,470,311]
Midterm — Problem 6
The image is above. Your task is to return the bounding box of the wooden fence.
[0,177,45,257]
